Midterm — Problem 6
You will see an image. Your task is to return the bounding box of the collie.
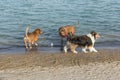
[64,31,100,53]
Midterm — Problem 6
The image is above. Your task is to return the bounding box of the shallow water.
[0,0,120,53]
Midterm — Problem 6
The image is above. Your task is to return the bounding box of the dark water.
[0,0,120,54]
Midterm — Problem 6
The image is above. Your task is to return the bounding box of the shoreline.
[0,45,120,54]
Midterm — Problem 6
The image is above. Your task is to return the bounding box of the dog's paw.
[82,49,88,53]
[30,47,32,49]
[93,50,98,53]
[35,43,38,46]
[64,46,68,53]
[83,51,88,53]
[26,46,28,49]
[92,48,98,53]
[73,50,78,54]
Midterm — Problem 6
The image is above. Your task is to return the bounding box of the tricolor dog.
[64,31,100,53]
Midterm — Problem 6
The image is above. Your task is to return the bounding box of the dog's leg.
[32,41,38,47]
[64,46,68,53]
[89,46,98,52]
[82,47,88,53]
[25,43,28,49]
[35,42,38,46]
[64,41,70,53]
[73,50,78,54]
[92,47,98,52]
[88,46,93,52]
[29,43,32,49]
[60,38,64,51]
[71,44,78,54]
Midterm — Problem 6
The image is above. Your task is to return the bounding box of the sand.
[0,61,120,80]
[0,49,120,80]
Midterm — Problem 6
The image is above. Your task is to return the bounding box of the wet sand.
[0,49,120,80]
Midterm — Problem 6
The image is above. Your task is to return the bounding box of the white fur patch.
[87,33,96,46]
[64,46,68,53]
[89,47,98,52]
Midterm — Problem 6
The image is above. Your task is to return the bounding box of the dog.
[64,31,100,54]
[59,25,76,50]
[58,21,80,50]
[23,27,42,49]
[59,25,75,38]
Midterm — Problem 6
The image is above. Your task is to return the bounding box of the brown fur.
[59,25,75,50]
[58,20,80,50]
[23,27,42,49]
[59,25,75,38]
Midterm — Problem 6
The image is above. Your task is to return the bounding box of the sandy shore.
[0,61,120,80]
[0,49,120,80]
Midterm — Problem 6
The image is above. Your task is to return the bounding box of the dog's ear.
[59,27,67,37]
[59,27,65,33]
[91,31,100,39]
[91,31,96,36]
[34,28,42,34]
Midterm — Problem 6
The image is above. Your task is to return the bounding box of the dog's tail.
[25,26,29,39]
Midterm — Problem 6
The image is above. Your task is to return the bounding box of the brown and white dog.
[59,25,75,50]
[59,25,75,38]
[23,27,42,49]
[59,20,80,38]
[64,31,100,53]
[58,21,80,50]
